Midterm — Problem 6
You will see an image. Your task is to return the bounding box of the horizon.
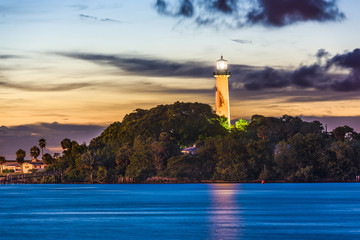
[1,0,360,158]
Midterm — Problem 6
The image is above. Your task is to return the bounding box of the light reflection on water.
[0,183,360,240]
[209,184,243,240]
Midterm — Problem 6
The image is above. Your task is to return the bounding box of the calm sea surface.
[0,183,360,240]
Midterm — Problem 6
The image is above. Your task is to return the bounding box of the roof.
[4,163,19,167]
[3,160,46,166]
[181,146,197,154]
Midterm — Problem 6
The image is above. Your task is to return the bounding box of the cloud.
[70,4,88,11]
[154,0,345,28]
[100,18,124,23]
[58,52,218,78]
[244,67,289,90]
[79,14,125,23]
[246,0,345,27]
[79,14,97,20]
[119,81,213,96]
[0,122,106,159]
[0,80,93,92]
[0,55,19,59]
[58,49,360,93]
[327,49,360,91]
[316,48,330,59]
[155,0,194,17]
[231,39,252,44]
[237,48,360,92]
[58,52,266,90]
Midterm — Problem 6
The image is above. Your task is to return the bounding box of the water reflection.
[209,184,243,240]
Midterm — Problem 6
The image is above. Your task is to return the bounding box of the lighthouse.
[214,55,231,127]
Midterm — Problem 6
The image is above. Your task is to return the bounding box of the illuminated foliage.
[235,119,249,131]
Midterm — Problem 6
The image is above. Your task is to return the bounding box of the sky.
[1,0,360,158]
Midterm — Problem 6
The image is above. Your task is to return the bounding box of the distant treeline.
[8,102,360,183]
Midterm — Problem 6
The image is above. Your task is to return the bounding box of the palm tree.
[0,156,6,174]
[81,150,97,184]
[16,149,26,173]
[53,152,60,160]
[30,146,40,162]
[61,138,71,151]
[42,153,54,165]
[38,138,47,159]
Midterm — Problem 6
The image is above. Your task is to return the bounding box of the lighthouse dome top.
[215,55,229,75]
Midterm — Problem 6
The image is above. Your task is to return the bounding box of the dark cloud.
[79,14,125,23]
[154,0,344,28]
[58,52,220,78]
[239,63,340,91]
[59,49,360,93]
[80,14,97,20]
[0,123,106,159]
[244,67,289,90]
[121,81,213,96]
[0,80,93,92]
[179,0,194,17]
[327,49,360,91]
[316,48,330,59]
[231,39,252,44]
[238,64,330,91]
[0,55,19,59]
[238,49,360,92]
[70,4,88,11]
[155,0,194,17]
[328,48,360,69]
[247,0,345,27]
[100,18,125,23]
[212,0,237,14]
[292,64,324,88]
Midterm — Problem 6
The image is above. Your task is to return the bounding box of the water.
[0,183,360,240]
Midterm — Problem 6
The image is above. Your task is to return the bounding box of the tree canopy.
[8,102,360,183]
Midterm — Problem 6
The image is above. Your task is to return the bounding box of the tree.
[151,132,181,175]
[257,125,269,140]
[30,146,40,161]
[115,143,132,176]
[213,135,249,181]
[246,139,275,180]
[217,116,230,131]
[38,138,47,159]
[125,136,155,181]
[332,126,354,141]
[235,119,249,131]
[61,138,72,151]
[92,102,227,149]
[53,153,60,160]
[0,156,6,174]
[16,149,26,173]
[42,153,54,165]
[81,150,97,184]
[328,140,357,180]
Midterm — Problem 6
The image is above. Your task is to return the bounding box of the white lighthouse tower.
[214,55,231,127]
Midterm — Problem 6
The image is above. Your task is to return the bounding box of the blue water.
[0,183,360,240]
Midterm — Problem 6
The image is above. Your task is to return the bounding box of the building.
[181,145,197,155]
[214,55,231,127]
[1,160,46,174]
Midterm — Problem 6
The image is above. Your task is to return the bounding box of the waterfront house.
[181,145,197,155]
[2,160,46,173]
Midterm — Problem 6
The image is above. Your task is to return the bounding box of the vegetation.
[0,156,6,173]
[39,138,47,159]
[4,102,360,183]
[16,149,26,173]
[30,146,40,161]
